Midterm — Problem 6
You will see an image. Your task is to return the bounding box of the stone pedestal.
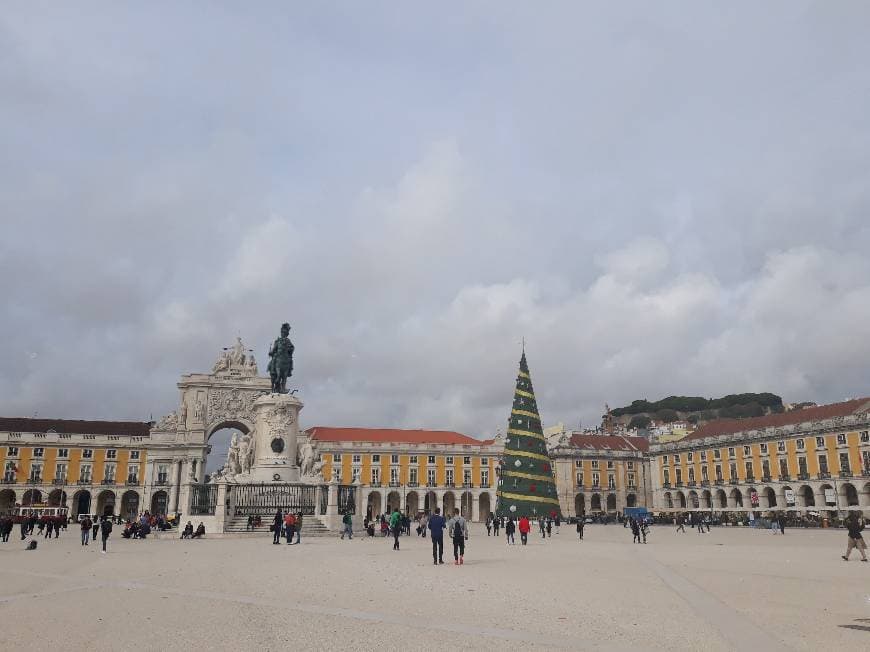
[249,392,303,482]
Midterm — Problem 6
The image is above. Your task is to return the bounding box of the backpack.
[453,519,463,539]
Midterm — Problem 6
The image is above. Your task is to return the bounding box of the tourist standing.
[555,514,561,535]
[390,507,402,550]
[631,518,641,543]
[505,517,516,544]
[284,512,296,546]
[428,507,446,564]
[80,516,92,546]
[519,515,530,545]
[539,517,546,538]
[842,513,868,562]
[546,518,552,538]
[493,516,500,537]
[272,509,283,545]
[340,511,353,540]
[295,512,303,544]
[100,516,113,554]
[446,508,467,565]
[485,514,492,537]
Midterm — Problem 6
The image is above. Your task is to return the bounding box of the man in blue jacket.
[427,508,446,565]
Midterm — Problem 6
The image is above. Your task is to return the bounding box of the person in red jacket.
[518,516,531,545]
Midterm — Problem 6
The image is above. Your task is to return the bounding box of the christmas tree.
[496,350,561,519]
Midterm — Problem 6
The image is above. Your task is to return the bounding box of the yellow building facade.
[307,427,501,521]
[651,398,870,513]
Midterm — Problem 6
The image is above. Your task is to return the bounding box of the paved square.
[1,524,867,651]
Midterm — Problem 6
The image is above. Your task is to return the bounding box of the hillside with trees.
[613,393,784,429]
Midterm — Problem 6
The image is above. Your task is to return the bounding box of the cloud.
[1,4,870,439]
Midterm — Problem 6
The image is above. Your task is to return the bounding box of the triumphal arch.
[146,336,346,532]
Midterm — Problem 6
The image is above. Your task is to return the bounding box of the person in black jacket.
[272,509,283,545]
[842,513,867,562]
[100,516,113,554]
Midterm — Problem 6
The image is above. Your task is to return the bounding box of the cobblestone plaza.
[1,525,867,650]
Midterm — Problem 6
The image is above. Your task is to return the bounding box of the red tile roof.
[568,434,649,452]
[0,417,151,437]
[684,397,870,442]
[306,426,487,446]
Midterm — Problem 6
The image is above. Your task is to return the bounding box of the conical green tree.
[496,351,561,519]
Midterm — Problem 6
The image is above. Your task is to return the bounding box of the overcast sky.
[2,3,870,439]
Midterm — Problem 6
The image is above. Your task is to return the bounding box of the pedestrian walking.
[555,514,561,534]
[295,512,303,544]
[272,509,283,545]
[842,513,868,562]
[675,515,685,533]
[446,508,468,565]
[519,516,530,545]
[100,516,113,554]
[539,518,546,538]
[505,517,516,544]
[485,514,492,537]
[428,507,446,564]
[546,518,552,538]
[80,516,92,546]
[778,513,786,535]
[576,517,584,541]
[493,516,500,536]
[92,519,100,541]
[389,508,402,550]
[340,511,353,540]
[631,518,641,543]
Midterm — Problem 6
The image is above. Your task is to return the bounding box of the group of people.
[0,514,67,542]
[674,513,711,533]
[77,515,113,552]
[628,517,648,544]
[180,521,206,539]
[271,510,304,545]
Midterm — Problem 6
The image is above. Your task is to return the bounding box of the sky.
[2,2,870,441]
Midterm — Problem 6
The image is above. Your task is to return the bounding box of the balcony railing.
[462,482,474,488]
[407,482,419,488]
[27,478,42,484]
[101,479,116,485]
[675,481,684,487]
[1,477,16,484]
[779,474,791,481]
[729,479,739,485]
[662,482,671,489]
[839,471,853,479]
[445,482,455,488]
[126,479,140,486]
[863,469,870,477]
[745,475,755,482]
[155,479,169,486]
[480,483,490,488]
[370,482,382,487]
[77,479,92,485]
[714,479,724,485]
[818,471,831,480]
[761,476,771,483]
[687,481,697,487]
[700,480,710,487]
[798,473,810,480]
[388,482,401,487]
[52,479,66,485]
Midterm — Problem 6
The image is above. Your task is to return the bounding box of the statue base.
[249,392,303,483]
